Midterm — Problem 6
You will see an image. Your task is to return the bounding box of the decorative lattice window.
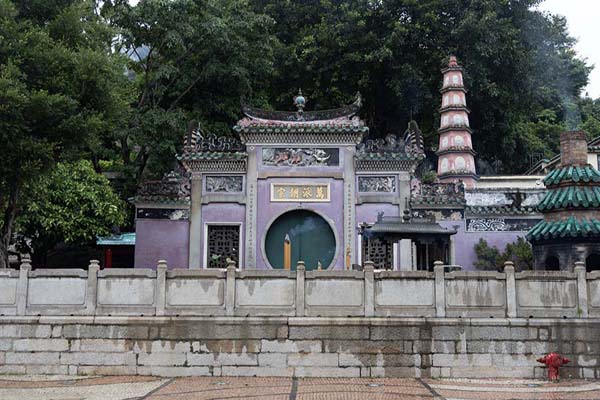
[206,225,240,268]
[363,237,393,270]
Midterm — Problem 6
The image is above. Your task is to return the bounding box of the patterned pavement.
[0,375,599,399]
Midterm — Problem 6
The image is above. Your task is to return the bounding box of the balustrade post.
[574,261,588,318]
[226,261,237,316]
[17,256,31,316]
[85,260,100,315]
[295,261,306,317]
[434,261,446,317]
[155,260,168,316]
[364,261,375,317]
[504,261,517,318]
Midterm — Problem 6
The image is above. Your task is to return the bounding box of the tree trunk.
[0,182,20,269]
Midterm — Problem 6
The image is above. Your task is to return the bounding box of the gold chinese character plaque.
[271,183,330,202]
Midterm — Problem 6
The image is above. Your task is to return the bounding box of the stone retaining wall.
[0,316,599,379]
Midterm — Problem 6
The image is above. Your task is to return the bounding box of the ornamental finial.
[293,89,306,113]
[448,55,458,67]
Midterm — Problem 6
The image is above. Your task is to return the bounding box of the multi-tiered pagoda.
[527,131,600,271]
[436,56,478,188]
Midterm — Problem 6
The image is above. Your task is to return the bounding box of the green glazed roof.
[543,165,600,186]
[177,151,247,161]
[526,217,600,241]
[355,151,425,161]
[537,186,600,211]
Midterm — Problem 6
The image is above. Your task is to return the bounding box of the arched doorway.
[545,256,560,271]
[265,209,336,271]
[586,254,600,272]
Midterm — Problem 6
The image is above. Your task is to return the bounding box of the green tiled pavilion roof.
[355,151,425,161]
[537,186,600,211]
[543,165,600,186]
[527,217,600,241]
[176,151,247,161]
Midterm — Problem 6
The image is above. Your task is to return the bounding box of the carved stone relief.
[262,148,339,167]
[205,176,243,193]
[358,176,396,193]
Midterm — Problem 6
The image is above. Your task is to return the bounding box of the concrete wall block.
[0,325,51,338]
[25,365,69,375]
[71,339,133,353]
[287,353,339,367]
[6,351,59,365]
[60,352,136,366]
[467,341,512,354]
[192,340,261,354]
[323,340,402,354]
[491,354,535,367]
[257,353,287,367]
[433,354,492,367]
[370,326,425,340]
[370,366,420,378]
[160,323,279,340]
[78,366,137,376]
[187,352,257,366]
[293,366,360,377]
[338,353,419,367]
[138,366,212,377]
[261,339,321,353]
[289,326,369,340]
[138,352,186,366]
[577,355,598,367]
[432,325,465,341]
[62,325,149,340]
[413,340,455,354]
[135,340,191,354]
[13,339,69,352]
[0,365,26,374]
[451,366,534,378]
[0,339,12,351]
[221,366,294,377]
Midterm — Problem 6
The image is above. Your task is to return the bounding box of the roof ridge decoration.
[356,120,425,162]
[182,122,245,153]
[135,169,191,205]
[240,92,362,123]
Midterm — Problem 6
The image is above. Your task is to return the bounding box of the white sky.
[537,0,600,98]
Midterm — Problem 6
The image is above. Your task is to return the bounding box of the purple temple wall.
[200,204,246,268]
[255,178,345,269]
[355,203,400,224]
[438,221,528,271]
[134,219,189,269]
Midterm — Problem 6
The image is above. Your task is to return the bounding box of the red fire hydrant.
[537,352,570,381]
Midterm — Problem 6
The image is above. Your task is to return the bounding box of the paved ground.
[1,375,599,400]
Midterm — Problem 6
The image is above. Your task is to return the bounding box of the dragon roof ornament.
[239,92,363,124]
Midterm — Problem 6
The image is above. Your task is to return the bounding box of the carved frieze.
[358,176,396,193]
[466,218,541,232]
[205,176,243,193]
[262,148,339,167]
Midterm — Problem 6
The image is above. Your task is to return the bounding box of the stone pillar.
[575,261,588,318]
[295,261,306,317]
[398,172,411,215]
[363,260,375,317]
[245,146,258,268]
[504,261,517,318]
[17,256,31,316]
[226,261,237,316]
[85,260,100,315]
[155,260,168,316]
[399,240,413,270]
[188,173,203,269]
[434,261,446,317]
[343,146,357,269]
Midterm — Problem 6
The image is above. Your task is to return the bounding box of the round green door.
[265,210,336,271]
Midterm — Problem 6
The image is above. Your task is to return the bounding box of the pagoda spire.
[436,55,478,188]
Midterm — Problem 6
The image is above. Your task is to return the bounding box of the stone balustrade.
[1,258,597,319]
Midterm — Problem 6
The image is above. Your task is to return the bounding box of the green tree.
[17,161,126,267]
[0,0,130,267]
[474,238,502,271]
[474,237,533,271]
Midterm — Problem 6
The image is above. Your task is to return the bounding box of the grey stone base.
[0,316,599,379]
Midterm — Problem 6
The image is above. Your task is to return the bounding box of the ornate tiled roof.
[537,186,600,211]
[234,122,368,134]
[177,151,247,161]
[543,165,600,186]
[411,182,466,207]
[466,205,539,215]
[527,217,600,241]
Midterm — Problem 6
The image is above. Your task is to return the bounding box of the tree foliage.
[17,161,126,267]
[474,237,533,271]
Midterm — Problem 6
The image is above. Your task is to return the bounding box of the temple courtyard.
[1,375,599,400]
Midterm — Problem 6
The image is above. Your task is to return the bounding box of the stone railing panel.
[27,269,88,315]
[444,271,506,317]
[165,269,226,316]
[96,269,157,315]
[0,269,19,315]
[235,270,296,316]
[586,271,600,317]
[374,271,435,317]
[305,271,365,316]
[516,271,578,318]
